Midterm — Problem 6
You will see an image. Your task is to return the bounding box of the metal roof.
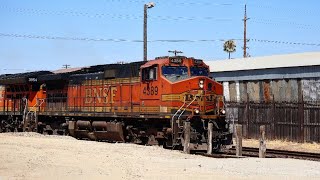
[1,71,52,79]
[52,67,84,74]
[206,52,320,72]
[0,71,52,85]
[211,65,320,81]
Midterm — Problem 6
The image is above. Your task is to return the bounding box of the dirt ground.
[0,133,320,180]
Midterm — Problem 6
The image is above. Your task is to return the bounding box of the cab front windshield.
[162,66,188,82]
[190,67,209,76]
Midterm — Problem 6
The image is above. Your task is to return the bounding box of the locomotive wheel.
[162,139,173,149]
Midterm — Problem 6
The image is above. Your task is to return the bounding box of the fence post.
[246,94,250,138]
[299,97,305,143]
[259,125,266,158]
[297,79,304,143]
[207,122,213,154]
[271,94,276,140]
[235,124,242,156]
[183,121,191,154]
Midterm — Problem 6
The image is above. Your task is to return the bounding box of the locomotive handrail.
[171,95,198,150]
[171,96,187,122]
[171,95,187,140]
[177,95,198,120]
[22,98,44,132]
[26,98,45,116]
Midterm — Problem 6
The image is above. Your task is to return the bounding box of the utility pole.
[168,50,183,56]
[62,64,70,69]
[143,2,155,62]
[143,4,148,61]
[243,4,250,58]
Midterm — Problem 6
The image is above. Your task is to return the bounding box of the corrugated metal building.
[206,52,320,102]
[205,52,320,143]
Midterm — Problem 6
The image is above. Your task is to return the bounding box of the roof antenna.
[168,50,183,56]
[62,64,71,69]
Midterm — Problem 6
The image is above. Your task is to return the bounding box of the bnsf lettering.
[205,95,215,102]
[185,94,202,101]
[185,94,215,102]
[85,87,117,104]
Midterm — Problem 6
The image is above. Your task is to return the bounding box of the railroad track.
[241,147,320,161]
[201,147,320,161]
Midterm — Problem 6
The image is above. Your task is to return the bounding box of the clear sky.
[0,0,320,74]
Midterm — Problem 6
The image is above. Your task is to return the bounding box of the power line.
[152,16,231,21]
[248,3,320,16]
[250,18,320,30]
[161,2,232,6]
[0,6,233,21]
[0,32,242,43]
[250,39,320,46]
[0,33,142,42]
[1,32,319,47]
[152,39,243,42]
[4,6,319,26]
[103,0,233,6]
[0,6,140,19]
[0,33,320,46]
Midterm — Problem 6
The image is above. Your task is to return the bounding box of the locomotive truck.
[0,55,232,152]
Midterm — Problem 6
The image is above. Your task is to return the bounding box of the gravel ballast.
[0,132,319,180]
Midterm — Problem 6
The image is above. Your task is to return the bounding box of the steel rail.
[199,147,320,162]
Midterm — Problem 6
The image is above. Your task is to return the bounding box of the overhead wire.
[0,6,141,20]
[250,39,320,46]
[241,3,320,30]
[0,2,319,50]
[159,2,232,6]
[0,6,233,21]
[102,0,233,6]
[250,18,320,30]
[1,4,319,27]
[248,3,320,16]
[2,6,319,30]
[0,32,242,43]
[0,33,142,42]
[0,32,319,47]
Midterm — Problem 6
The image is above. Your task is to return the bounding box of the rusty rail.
[224,147,320,161]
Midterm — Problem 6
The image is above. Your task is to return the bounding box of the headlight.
[199,80,204,89]
[194,109,200,114]
[221,109,226,114]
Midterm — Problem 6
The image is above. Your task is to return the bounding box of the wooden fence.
[226,101,320,143]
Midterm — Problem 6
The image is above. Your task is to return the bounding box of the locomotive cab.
[141,56,231,151]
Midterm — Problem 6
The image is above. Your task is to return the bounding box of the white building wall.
[223,82,230,101]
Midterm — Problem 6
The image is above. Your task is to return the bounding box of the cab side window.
[142,65,158,81]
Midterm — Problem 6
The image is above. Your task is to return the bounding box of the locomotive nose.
[195,77,215,90]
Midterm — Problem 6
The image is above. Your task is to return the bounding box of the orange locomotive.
[0,71,51,132]
[0,56,232,152]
